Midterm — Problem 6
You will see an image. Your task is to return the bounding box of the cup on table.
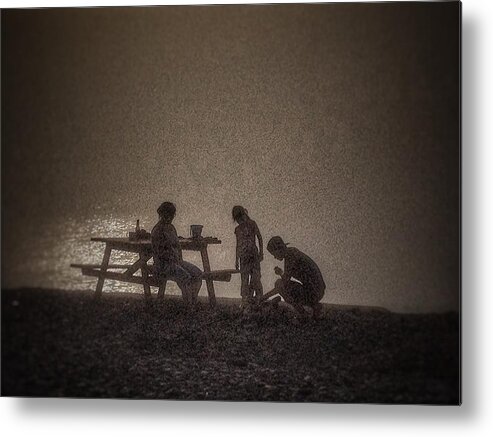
[190,225,203,239]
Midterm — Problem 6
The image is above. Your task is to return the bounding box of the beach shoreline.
[1,288,460,403]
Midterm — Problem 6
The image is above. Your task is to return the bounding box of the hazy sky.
[2,3,460,312]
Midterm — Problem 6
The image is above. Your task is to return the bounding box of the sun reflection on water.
[3,213,245,298]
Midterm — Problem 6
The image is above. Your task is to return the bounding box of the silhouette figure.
[232,206,263,305]
[267,236,325,319]
[151,202,202,305]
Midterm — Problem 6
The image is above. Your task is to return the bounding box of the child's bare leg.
[189,278,201,305]
[247,274,256,304]
[240,272,251,305]
[187,289,197,307]
[181,288,192,306]
[293,303,309,317]
[278,281,309,318]
[312,303,323,319]
[251,268,263,298]
[175,276,191,306]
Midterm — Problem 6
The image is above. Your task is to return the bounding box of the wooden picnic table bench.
[71,236,238,307]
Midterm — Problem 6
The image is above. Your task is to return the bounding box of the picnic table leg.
[124,255,149,277]
[95,245,112,298]
[140,253,152,299]
[200,247,216,307]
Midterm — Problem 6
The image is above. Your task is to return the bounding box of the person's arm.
[274,265,291,282]
[282,256,293,282]
[281,271,291,282]
[255,222,263,261]
[170,225,183,261]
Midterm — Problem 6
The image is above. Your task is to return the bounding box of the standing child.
[232,206,263,305]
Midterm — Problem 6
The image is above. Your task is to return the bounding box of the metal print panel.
[1,2,461,404]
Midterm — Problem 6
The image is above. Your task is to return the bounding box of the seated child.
[151,201,202,306]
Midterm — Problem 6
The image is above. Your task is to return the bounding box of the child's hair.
[157,201,176,219]
[232,205,249,222]
[267,236,287,254]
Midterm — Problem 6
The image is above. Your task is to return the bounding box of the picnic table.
[71,236,237,307]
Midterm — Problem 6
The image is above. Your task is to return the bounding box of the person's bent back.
[267,236,326,319]
[284,246,325,298]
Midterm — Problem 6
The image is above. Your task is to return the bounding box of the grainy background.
[1,2,460,312]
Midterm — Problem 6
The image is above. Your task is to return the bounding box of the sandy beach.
[1,288,459,403]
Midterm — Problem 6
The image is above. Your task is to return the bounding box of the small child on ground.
[232,206,263,305]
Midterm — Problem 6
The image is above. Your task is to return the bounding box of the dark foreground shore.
[1,288,459,404]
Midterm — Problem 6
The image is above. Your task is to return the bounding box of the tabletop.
[90,236,222,252]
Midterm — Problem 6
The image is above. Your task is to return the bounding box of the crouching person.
[267,236,326,319]
[151,202,202,306]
